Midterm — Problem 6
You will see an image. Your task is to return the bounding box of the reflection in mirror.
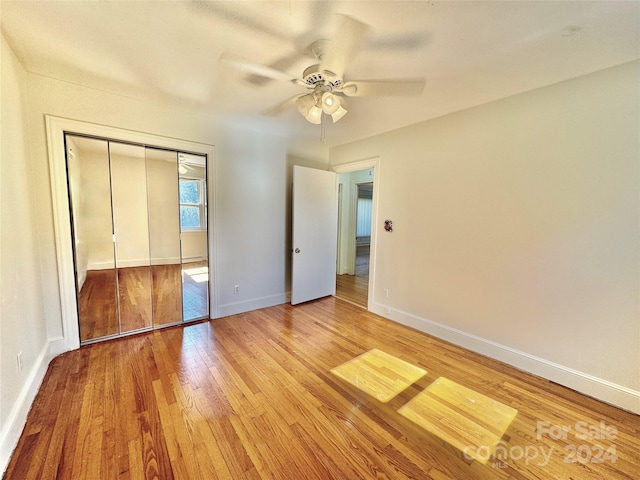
[66,135,210,342]
[178,152,209,321]
[146,148,183,325]
[66,135,119,341]
[110,142,153,332]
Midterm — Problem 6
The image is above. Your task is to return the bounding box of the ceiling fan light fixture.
[295,94,316,116]
[321,91,340,114]
[305,105,323,124]
[331,104,348,123]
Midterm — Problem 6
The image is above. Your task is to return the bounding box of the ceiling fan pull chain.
[320,114,326,144]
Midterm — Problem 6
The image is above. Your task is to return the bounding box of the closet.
[65,134,209,343]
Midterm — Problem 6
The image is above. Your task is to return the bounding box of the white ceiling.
[2,1,639,147]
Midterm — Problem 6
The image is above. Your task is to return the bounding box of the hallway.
[336,245,369,308]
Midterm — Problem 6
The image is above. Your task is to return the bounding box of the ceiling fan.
[220,14,426,125]
[178,153,205,175]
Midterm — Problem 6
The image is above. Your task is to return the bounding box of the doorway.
[335,167,376,308]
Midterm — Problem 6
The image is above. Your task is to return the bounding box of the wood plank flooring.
[336,245,369,308]
[78,269,119,340]
[117,266,153,332]
[5,297,640,479]
[79,263,207,342]
[181,261,209,321]
[151,264,183,326]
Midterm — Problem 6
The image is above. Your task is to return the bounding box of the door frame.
[336,183,343,276]
[332,157,380,311]
[46,115,216,353]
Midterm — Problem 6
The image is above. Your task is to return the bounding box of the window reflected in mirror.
[178,153,209,321]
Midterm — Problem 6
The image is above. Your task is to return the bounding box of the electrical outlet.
[234,285,240,294]
[384,288,389,298]
[17,352,23,372]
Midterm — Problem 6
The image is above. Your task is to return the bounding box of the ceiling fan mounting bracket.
[302,64,343,89]
[310,39,330,60]
[301,39,343,89]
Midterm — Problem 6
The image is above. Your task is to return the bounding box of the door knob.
[294,248,300,253]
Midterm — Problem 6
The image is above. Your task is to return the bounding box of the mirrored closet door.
[178,153,209,322]
[65,135,210,344]
[146,147,183,326]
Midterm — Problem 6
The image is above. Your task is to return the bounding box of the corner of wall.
[0,342,55,475]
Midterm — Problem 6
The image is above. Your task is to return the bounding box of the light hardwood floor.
[336,245,369,308]
[79,262,207,342]
[4,297,639,479]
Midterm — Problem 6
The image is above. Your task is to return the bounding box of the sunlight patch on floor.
[184,266,208,283]
[330,348,427,402]
[398,377,518,464]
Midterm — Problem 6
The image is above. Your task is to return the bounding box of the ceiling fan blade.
[245,52,305,86]
[262,95,302,116]
[220,53,297,83]
[320,14,371,78]
[339,79,425,97]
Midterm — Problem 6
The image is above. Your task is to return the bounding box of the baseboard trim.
[48,336,70,357]
[370,302,640,414]
[88,257,183,270]
[0,341,54,475]
[216,293,287,318]
[182,256,206,264]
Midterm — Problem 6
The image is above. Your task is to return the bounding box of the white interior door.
[291,166,338,305]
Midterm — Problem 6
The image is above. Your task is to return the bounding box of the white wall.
[21,65,323,335]
[0,34,52,470]
[146,150,181,265]
[181,231,207,262]
[75,144,115,272]
[110,148,151,268]
[330,61,640,413]
[214,123,289,315]
[0,32,328,472]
